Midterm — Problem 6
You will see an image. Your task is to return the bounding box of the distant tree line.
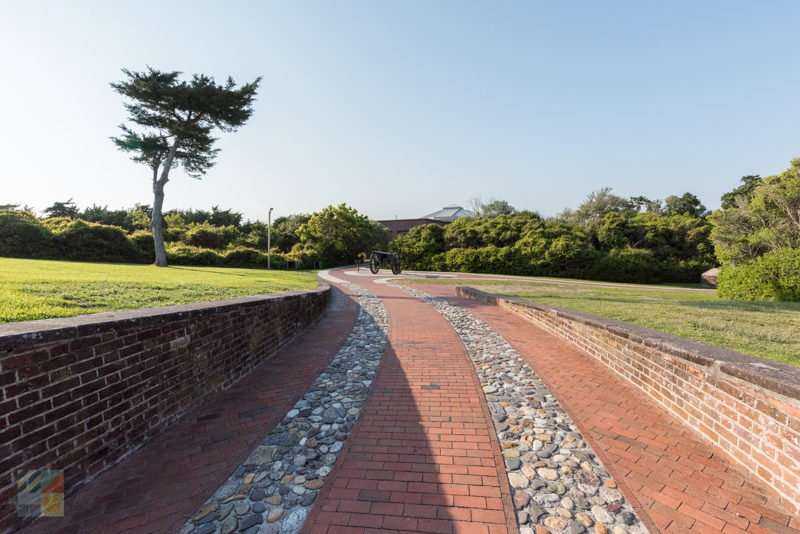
[391,159,800,300]
[392,190,714,284]
[3,158,798,300]
[0,202,388,269]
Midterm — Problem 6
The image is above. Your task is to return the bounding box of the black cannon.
[369,250,401,275]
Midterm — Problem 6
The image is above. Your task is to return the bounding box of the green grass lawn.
[0,257,318,323]
[401,278,800,367]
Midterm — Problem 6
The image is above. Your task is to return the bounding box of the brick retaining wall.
[0,285,329,533]
[457,286,800,517]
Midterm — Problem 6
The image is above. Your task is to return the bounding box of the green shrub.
[0,209,54,258]
[718,249,800,301]
[224,246,265,267]
[590,247,661,283]
[391,224,447,270]
[165,243,224,266]
[224,247,286,269]
[51,219,141,262]
[41,216,76,233]
[182,222,240,249]
[532,235,600,278]
[128,231,155,263]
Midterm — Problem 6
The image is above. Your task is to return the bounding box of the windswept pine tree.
[111,67,261,266]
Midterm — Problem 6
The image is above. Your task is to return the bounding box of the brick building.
[377,205,474,239]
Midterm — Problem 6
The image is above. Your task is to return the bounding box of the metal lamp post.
[267,207,273,269]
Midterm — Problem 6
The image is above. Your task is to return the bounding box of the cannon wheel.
[391,255,401,275]
[369,255,380,274]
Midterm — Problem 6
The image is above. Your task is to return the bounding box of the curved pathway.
[365,270,716,294]
[23,285,361,534]
[21,269,796,534]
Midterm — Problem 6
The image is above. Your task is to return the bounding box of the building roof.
[421,205,475,222]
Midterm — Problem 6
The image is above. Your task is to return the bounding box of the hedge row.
[718,249,800,301]
[418,245,710,284]
[0,210,284,269]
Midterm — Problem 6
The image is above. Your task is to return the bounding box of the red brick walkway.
[303,276,515,534]
[24,284,360,534]
[18,270,799,534]
[416,282,800,534]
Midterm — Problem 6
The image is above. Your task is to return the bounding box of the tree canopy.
[711,159,800,265]
[44,199,79,219]
[111,67,261,266]
[294,204,389,266]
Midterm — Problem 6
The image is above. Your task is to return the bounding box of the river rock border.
[393,283,648,534]
[178,280,388,534]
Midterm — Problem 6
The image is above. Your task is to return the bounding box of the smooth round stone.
[220,513,237,534]
[576,512,594,527]
[250,489,265,501]
[267,507,284,522]
[251,502,266,513]
[195,524,216,534]
[544,516,569,531]
[508,473,529,489]
[505,458,522,470]
[238,513,262,530]
[513,491,530,509]
[233,501,250,515]
[305,479,324,490]
[264,495,282,506]
[592,505,613,524]
[538,468,558,481]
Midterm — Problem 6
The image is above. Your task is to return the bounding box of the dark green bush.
[390,224,447,270]
[532,235,601,278]
[718,249,800,301]
[0,209,54,258]
[590,247,661,283]
[166,243,224,266]
[224,247,287,269]
[128,231,155,263]
[183,222,240,249]
[51,219,142,262]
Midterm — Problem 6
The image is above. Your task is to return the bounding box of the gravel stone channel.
[393,283,648,534]
[178,279,388,534]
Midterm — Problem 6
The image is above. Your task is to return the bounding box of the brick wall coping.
[0,284,329,349]
[457,286,800,402]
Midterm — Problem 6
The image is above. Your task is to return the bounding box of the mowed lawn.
[401,277,800,367]
[0,257,318,323]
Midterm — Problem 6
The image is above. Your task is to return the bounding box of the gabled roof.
[421,205,475,222]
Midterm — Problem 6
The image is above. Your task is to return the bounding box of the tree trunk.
[152,182,168,266]
[151,143,180,267]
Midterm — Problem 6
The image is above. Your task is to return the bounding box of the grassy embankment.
[401,277,800,367]
[0,257,318,323]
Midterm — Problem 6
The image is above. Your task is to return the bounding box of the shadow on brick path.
[303,276,515,534]
[22,285,359,534]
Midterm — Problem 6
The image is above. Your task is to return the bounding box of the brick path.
[17,271,799,534]
[303,276,515,534]
[23,284,359,534]
[415,282,800,534]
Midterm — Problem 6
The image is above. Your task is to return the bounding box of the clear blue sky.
[2,1,799,221]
